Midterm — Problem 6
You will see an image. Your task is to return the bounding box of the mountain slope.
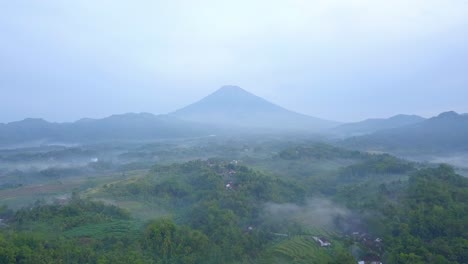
[332,114,426,137]
[341,111,468,153]
[171,85,338,131]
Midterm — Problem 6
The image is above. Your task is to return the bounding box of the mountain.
[0,113,212,148]
[171,85,338,131]
[341,111,468,153]
[332,114,426,137]
[0,86,339,147]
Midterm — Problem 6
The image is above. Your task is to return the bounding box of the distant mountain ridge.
[332,114,426,137]
[0,85,338,147]
[341,111,468,153]
[0,113,211,147]
[4,86,464,150]
[171,85,338,131]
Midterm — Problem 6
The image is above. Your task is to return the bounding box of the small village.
[350,231,384,264]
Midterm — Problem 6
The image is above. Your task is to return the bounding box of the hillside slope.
[341,111,468,153]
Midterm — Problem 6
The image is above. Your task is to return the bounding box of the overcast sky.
[1,0,467,123]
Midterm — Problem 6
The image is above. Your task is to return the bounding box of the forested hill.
[338,165,468,263]
[341,111,468,153]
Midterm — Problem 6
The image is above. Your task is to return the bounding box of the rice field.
[270,236,333,263]
[266,227,343,264]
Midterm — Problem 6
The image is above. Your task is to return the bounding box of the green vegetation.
[337,165,468,263]
[0,141,466,263]
[270,236,334,263]
[385,165,468,263]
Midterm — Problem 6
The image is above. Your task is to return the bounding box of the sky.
[1,0,468,123]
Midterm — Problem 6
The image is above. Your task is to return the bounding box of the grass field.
[0,169,148,209]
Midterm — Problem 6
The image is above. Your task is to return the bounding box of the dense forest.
[0,142,466,263]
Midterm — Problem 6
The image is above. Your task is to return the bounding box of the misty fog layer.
[263,198,351,229]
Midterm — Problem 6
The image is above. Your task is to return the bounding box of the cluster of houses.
[205,160,242,192]
[224,167,236,190]
[351,232,384,254]
[218,166,237,178]
[350,232,383,264]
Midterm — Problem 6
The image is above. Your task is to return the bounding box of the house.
[358,257,383,264]
[312,236,332,247]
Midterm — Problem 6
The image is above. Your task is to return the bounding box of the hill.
[0,113,212,148]
[332,114,425,137]
[171,85,338,132]
[341,111,468,153]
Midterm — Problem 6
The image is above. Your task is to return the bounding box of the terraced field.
[271,236,333,263]
[266,227,344,264]
[63,220,143,240]
[304,227,340,238]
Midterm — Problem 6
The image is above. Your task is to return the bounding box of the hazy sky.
[1,0,468,123]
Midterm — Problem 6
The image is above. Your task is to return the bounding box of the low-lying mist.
[403,152,468,169]
[262,198,352,231]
